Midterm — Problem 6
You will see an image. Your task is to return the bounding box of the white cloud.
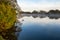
[17,0,60,12]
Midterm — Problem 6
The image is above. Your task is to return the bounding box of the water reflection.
[18,17,60,40]
[21,13,60,19]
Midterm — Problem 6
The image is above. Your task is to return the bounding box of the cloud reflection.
[18,17,60,25]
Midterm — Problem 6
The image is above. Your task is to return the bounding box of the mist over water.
[18,17,60,40]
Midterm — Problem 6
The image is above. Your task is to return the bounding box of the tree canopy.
[0,0,17,40]
[0,0,16,32]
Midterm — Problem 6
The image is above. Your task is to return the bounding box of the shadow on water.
[17,16,60,40]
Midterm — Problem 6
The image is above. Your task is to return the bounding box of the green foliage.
[0,1,16,32]
[0,36,4,40]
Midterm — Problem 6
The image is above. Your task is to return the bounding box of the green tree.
[0,0,16,32]
[0,0,17,40]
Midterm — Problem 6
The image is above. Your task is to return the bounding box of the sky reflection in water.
[18,17,60,40]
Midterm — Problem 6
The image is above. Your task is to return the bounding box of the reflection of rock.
[16,26,22,32]
[15,22,22,38]
[15,20,22,32]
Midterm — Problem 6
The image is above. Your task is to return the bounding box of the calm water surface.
[18,17,60,40]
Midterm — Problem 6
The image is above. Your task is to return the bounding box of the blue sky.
[17,0,60,12]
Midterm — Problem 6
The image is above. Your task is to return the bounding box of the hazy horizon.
[17,0,60,12]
